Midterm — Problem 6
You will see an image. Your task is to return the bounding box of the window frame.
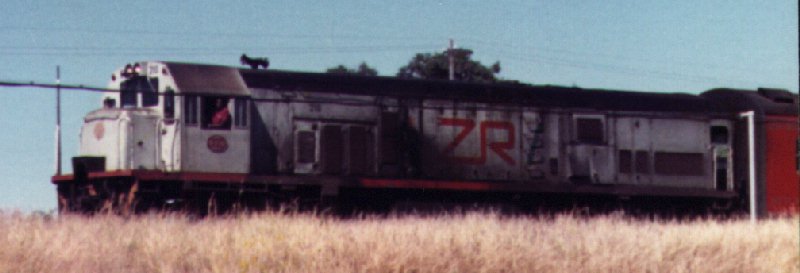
[618,150,633,174]
[573,114,606,145]
[119,78,139,108]
[141,78,159,107]
[296,130,317,164]
[233,98,249,128]
[710,125,729,144]
[119,76,159,108]
[201,96,232,130]
[164,88,175,120]
[184,95,199,126]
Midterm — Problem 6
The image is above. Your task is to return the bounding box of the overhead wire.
[453,38,769,86]
[1,26,782,87]
[0,81,112,93]
[465,38,789,75]
[491,48,762,86]
[0,25,443,42]
[0,80,242,98]
[0,44,442,57]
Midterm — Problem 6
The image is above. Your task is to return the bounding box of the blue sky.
[0,1,797,211]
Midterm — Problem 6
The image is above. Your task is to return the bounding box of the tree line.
[326,48,505,83]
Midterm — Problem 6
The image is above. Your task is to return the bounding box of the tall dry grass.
[0,211,796,273]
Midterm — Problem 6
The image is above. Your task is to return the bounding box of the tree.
[396,48,501,83]
[326,62,378,76]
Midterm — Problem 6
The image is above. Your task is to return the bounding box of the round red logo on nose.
[93,123,105,140]
[207,135,228,153]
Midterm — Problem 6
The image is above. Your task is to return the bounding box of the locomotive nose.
[78,108,160,172]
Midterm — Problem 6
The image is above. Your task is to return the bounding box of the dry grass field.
[0,210,797,273]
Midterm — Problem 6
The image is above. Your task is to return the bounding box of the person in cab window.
[210,98,231,128]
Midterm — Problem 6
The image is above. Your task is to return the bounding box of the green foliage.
[326,62,378,76]
[396,48,501,83]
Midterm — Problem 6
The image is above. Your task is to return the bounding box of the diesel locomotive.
[52,61,799,216]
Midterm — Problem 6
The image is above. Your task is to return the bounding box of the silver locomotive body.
[54,61,797,216]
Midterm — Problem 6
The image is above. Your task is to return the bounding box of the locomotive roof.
[165,62,250,96]
[161,62,795,115]
[238,66,720,113]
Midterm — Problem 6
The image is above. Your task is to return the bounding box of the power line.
[0,81,111,93]
[0,25,443,42]
[5,24,776,79]
[465,37,790,76]
[480,47,767,87]
[0,80,217,98]
[0,44,441,57]
[1,26,786,87]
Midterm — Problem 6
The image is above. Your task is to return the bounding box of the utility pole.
[55,65,62,176]
[448,39,455,81]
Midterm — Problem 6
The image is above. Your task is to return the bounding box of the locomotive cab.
[76,62,251,175]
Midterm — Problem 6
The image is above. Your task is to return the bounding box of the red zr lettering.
[439,118,515,165]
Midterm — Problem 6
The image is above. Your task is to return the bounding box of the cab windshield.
[120,76,159,108]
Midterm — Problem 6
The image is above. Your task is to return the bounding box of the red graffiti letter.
[481,121,515,165]
[439,118,483,164]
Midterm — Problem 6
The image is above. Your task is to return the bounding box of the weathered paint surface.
[419,101,523,181]
[59,62,800,216]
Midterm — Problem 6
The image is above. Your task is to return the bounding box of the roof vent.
[757,88,794,104]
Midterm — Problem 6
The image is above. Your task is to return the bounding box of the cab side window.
[164,88,175,120]
[184,95,198,126]
[234,98,248,128]
[202,97,231,130]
